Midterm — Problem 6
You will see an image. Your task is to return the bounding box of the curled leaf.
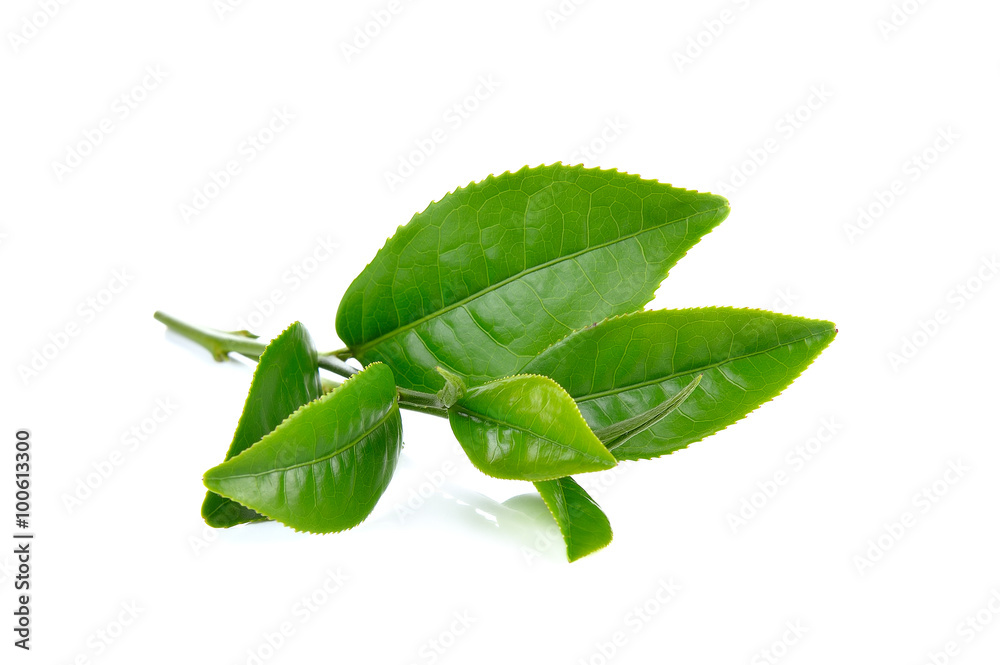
[435,366,467,409]
[593,374,702,451]
[203,363,402,534]
[202,322,322,528]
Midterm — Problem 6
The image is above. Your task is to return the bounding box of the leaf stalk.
[154,311,448,418]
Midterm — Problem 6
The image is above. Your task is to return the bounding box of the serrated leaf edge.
[450,373,617,481]
[337,163,730,352]
[202,362,398,534]
[527,306,837,362]
[615,327,836,462]
[203,320,317,527]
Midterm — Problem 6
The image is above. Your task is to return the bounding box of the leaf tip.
[201,463,228,491]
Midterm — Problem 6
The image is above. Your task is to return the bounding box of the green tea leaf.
[202,321,322,528]
[336,164,730,392]
[593,374,702,451]
[523,308,836,461]
[202,363,402,534]
[448,374,616,481]
[435,366,467,409]
[534,477,612,562]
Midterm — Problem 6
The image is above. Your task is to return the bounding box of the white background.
[3,1,999,663]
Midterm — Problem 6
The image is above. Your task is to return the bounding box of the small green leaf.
[202,321,322,528]
[202,363,402,534]
[435,366,467,409]
[534,477,613,562]
[448,374,616,481]
[336,164,730,392]
[593,374,702,451]
[523,308,836,461]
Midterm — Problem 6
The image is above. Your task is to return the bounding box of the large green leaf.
[336,164,730,392]
[202,322,322,528]
[448,374,617,481]
[522,308,836,461]
[202,363,402,534]
[534,477,613,562]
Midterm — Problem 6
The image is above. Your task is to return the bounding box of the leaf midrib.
[575,330,830,403]
[212,405,396,480]
[353,205,728,354]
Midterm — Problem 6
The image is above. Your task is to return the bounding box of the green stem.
[396,387,448,418]
[153,311,448,418]
[154,311,267,361]
[325,348,354,361]
[397,402,448,419]
[317,356,358,379]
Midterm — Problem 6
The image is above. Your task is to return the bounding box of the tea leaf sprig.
[157,164,835,561]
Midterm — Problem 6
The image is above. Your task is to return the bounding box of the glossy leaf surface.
[336,164,731,391]
[449,374,617,481]
[523,308,836,461]
[203,363,402,534]
[202,322,322,528]
[593,373,701,452]
[534,477,613,562]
